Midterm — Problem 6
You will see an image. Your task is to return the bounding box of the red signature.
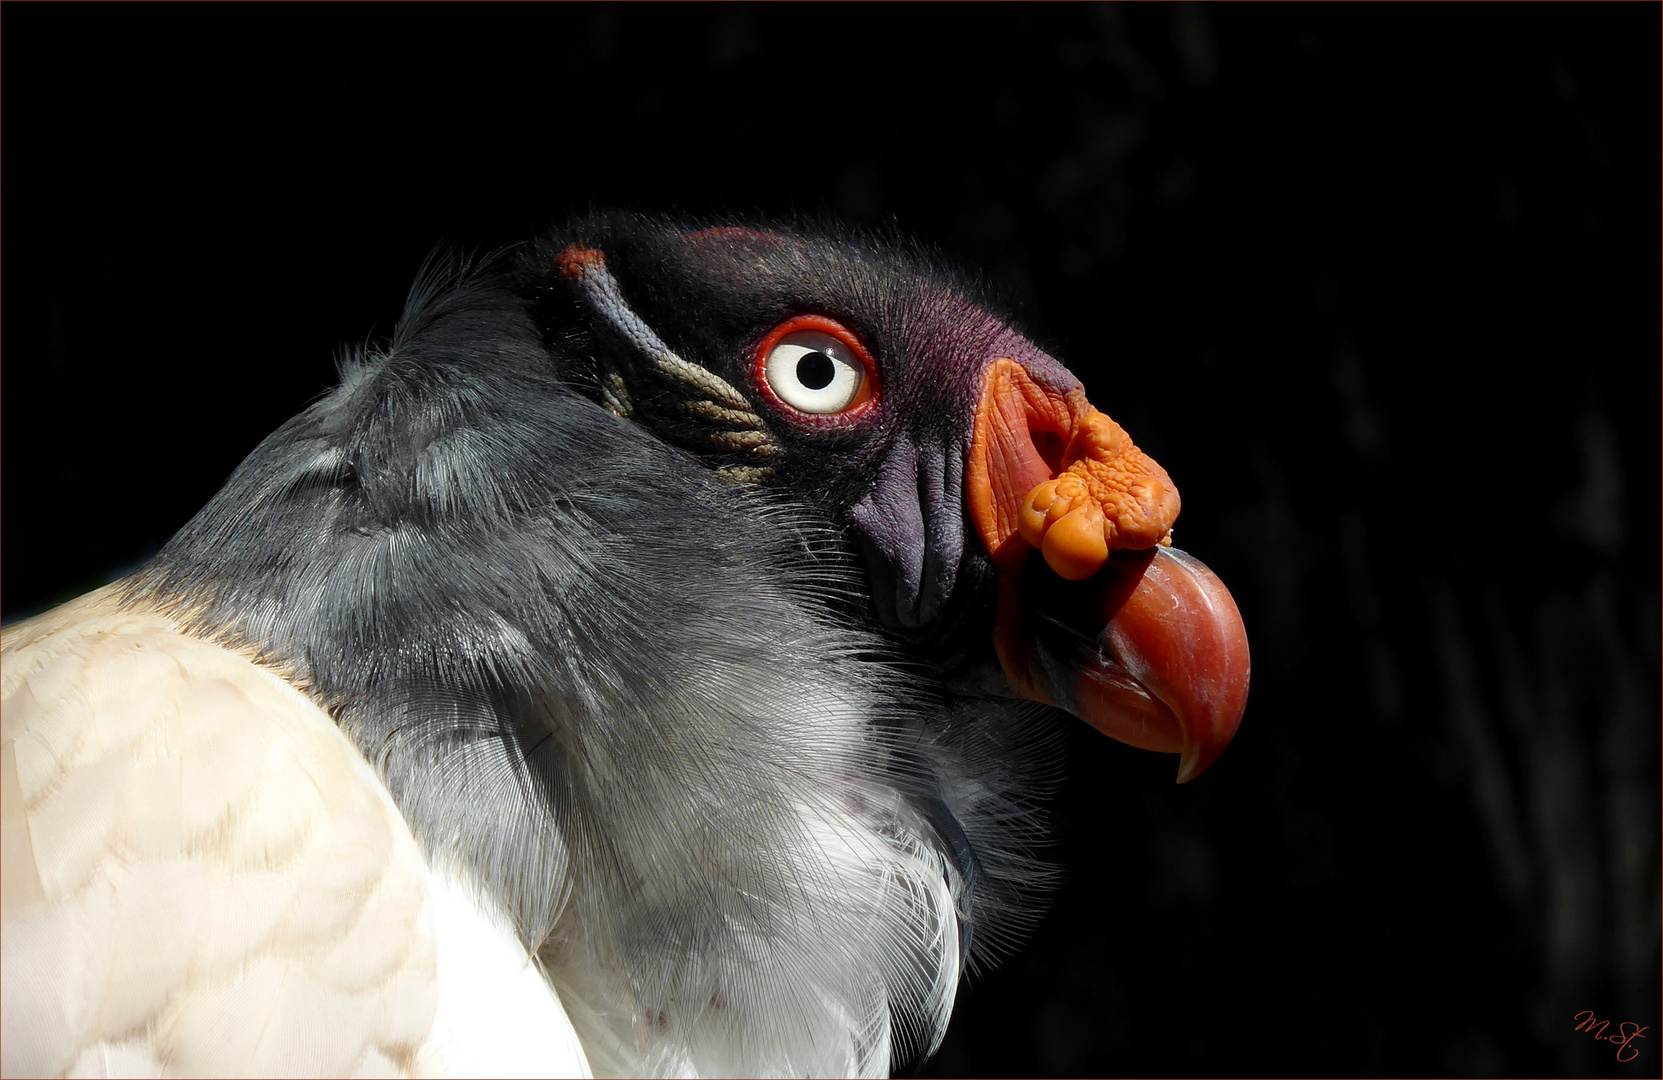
[1574,1010,1649,1062]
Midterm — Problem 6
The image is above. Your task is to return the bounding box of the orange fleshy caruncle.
[969,357,1249,783]
[968,358,1181,580]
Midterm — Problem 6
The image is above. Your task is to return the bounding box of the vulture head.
[110,212,1249,1075]
[540,218,1247,776]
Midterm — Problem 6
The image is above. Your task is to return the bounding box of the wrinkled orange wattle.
[968,357,1250,782]
[967,359,1181,580]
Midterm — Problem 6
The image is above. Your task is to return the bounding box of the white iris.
[764,330,867,414]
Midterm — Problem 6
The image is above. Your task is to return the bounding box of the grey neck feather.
[126,259,1057,1076]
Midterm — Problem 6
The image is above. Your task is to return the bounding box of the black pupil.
[796,351,837,391]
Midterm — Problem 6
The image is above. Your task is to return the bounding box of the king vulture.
[0,213,1250,1078]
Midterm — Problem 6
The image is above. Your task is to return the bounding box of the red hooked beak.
[968,359,1251,782]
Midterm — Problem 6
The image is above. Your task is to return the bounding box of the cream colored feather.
[1,590,590,1079]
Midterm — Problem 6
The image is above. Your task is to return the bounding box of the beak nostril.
[1030,429,1067,476]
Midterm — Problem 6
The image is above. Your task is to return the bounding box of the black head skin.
[533,213,1084,650]
[125,210,1110,1076]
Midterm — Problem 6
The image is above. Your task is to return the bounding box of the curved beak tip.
[967,355,1250,781]
[1175,702,1244,784]
[1174,668,1251,783]
[1006,545,1251,782]
[1139,547,1251,784]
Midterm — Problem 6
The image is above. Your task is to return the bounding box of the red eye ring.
[750,313,881,426]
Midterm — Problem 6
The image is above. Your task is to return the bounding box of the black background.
[4,5,1658,1076]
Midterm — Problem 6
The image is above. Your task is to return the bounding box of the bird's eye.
[765,332,868,413]
[754,315,877,420]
